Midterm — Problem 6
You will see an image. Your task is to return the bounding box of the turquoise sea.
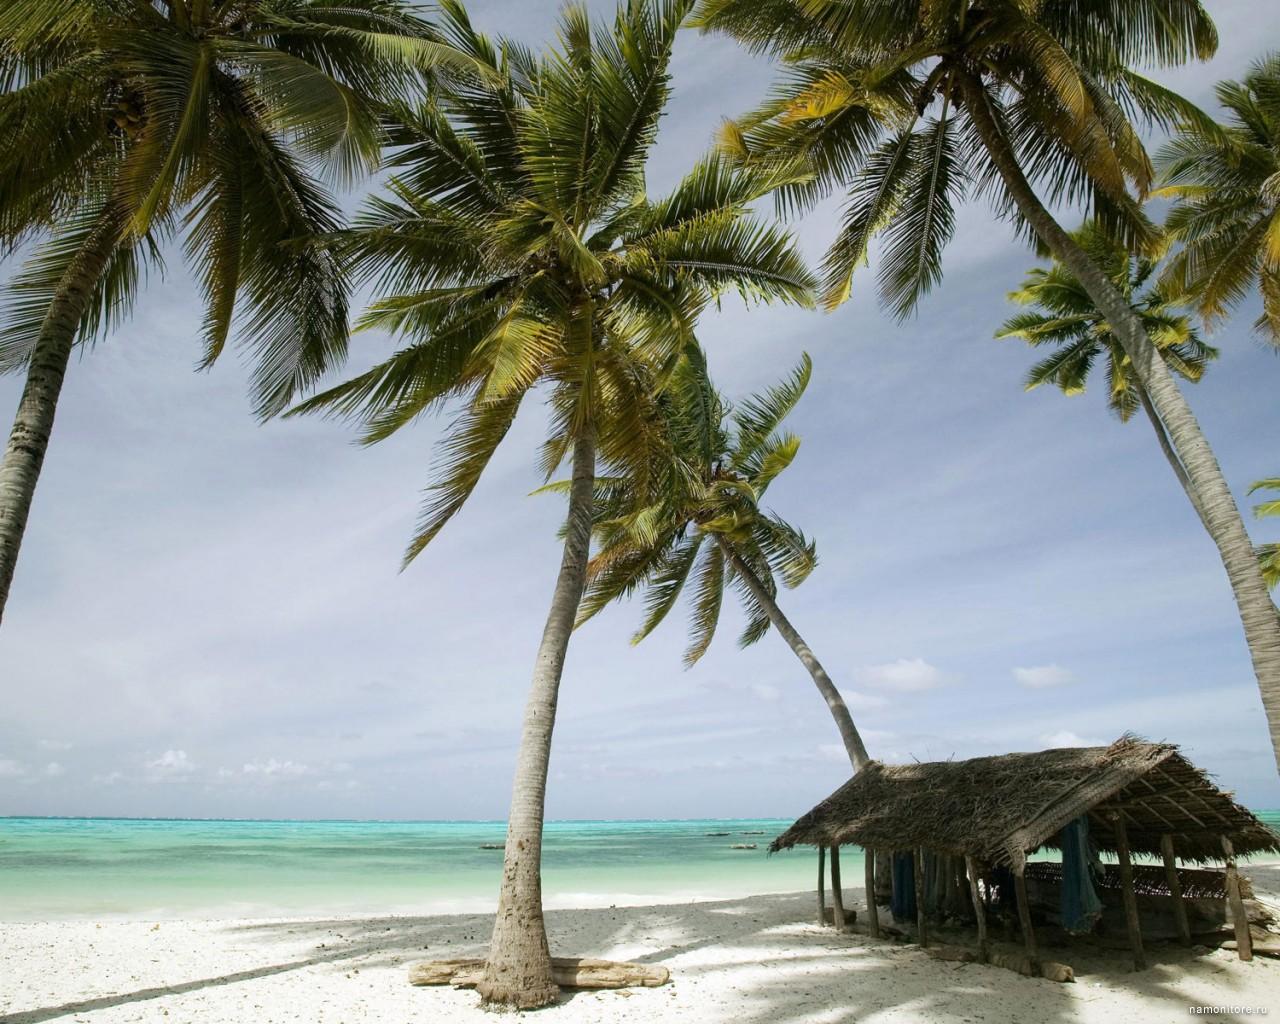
[3,814,1277,921]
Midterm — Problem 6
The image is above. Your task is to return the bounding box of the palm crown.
[691,0,1216,315]
[579,354,818,665]
[998,222,1216,421]
[0,0,456,414]
[291,0,815,565]
[1158,52,1280,344]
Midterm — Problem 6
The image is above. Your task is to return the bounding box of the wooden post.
[965,855,988,963]
[816,845,826,926]
[1012,864,1039,975]
[865,847,879,938]
[829,844,846,931]
[1113,815,1146,971]
[1160,835,1191,946]
[914,847,928,947]
[1222,836,1253,962]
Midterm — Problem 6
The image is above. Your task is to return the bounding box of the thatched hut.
[773,735,1278,974]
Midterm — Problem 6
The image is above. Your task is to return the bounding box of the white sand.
[2,889,1276,1023]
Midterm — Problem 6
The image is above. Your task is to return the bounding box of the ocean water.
[3,813,1276,921]
[0,817,823,920]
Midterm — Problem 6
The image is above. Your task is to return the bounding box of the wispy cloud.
[145,750,196,779]
[855,658,944,692]
[1013,664,1073,689]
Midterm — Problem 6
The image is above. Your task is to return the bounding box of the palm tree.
[694,0,1280,769]
[0,0,460,625]
[1251,480,1280,589]
[998,221,1217,524]
[289,1,815,1006]
[577,354,870,770]
[1158,53,1280,344]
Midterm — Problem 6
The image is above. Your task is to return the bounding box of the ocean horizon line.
[0,814,799,825]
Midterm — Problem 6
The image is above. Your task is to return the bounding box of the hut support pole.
[1012,865,1039,976]
[1222,837,1253,962]
[1113,816,1147,971]
[865,847,879,938]
[1160,834,1191,946]
[816,845,826,926]
[965,855,988,963]
[914,847,928,948]
[829,844,846,932]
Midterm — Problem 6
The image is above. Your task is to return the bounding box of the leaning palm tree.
[0,0,461,624]
[999,221,1218,524]
[1157,53,1280,344]
[694,0,1280,769]
[578,354,870,770]
[289,1,814,1006]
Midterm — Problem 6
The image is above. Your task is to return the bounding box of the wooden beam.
[829,843,846,932]
[1012,865,1039,976]
[864,847,880,938]
[816,845,826,926]
[1222,836,1253,962]
[914,847,928,948]
[965,855,988,963]
[1114,815,1147,970]
[1160,834,1191,946]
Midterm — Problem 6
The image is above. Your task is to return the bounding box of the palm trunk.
[476,425,597,1010]
[1135,383,1209,531]
[716,535,871,771]
[0,207,123,626]
[961,73,1280,770]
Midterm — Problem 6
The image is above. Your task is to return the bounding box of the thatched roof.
[771,735,1279,869]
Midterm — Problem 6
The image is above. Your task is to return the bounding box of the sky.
[1,2,1279,821]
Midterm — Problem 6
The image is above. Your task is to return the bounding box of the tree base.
[474,977,561,1011]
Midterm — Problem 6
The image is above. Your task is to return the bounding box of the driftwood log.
[409,958,670,990]
[927,944,1074,983]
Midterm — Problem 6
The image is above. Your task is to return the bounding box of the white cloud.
[855,658,943,692]
[146,749,195,777]
[38,739,73,751]
[92,771,124,786]
[750,683,781,702]
[1040,730,1104,748]
[43,762,66,778]
[242,758,310,778]
[1013,664,1073,689]
[839,689,890,711]
[0,757,27,779]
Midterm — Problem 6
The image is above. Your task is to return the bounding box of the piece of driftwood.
[409,958,670,990]
[926,945,1074,982]
[1222,940,1280,959]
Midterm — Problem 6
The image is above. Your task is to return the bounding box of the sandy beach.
[3,883,1277,1024]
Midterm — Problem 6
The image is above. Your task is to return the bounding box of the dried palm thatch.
[771,735,1279,869]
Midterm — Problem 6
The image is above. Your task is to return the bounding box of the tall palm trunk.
[0,206,123,626]
[1135,383,1209,530]
[961,74,1280,770]
[476,425,597,1010]
[716,535,871,771]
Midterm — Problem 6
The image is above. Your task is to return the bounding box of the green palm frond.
[696,0,1215,321]
[999,221,1215,417]
[284,0,813,572]
[1158,53,1280,344]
